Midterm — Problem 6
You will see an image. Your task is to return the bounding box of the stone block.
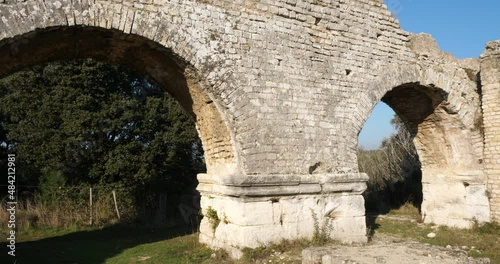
[199,179,367,257]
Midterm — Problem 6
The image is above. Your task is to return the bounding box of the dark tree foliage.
[0,59,205,203]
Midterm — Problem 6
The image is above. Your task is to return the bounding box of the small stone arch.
[356,62,490,227]
[0,22,240,176]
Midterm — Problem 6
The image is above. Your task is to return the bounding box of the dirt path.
[302,234,491,264]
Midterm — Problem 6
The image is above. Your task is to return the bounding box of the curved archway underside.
[363,77,490,228]
[0,26,236,175]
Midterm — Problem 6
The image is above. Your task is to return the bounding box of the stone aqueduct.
[0,0,499,257]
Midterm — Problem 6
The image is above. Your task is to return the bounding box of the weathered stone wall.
[197,173,368,257]
[0,0,394,256]
[0,0,497,257]
[0,0,244,176]
[0,0,415,176]
[0,0,441,181]
[481,41,500,222]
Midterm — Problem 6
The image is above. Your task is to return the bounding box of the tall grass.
[0,187,134,231]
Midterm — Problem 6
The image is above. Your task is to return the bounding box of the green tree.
[0,59,205,207]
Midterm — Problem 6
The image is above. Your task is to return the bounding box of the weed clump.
[204,207,220,234]
[311,209,332,246]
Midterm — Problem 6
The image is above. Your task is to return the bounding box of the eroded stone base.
[197,173,368,258]
[421,170,491,228]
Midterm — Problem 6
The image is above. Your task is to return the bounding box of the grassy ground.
[385,202,422,219]
[0,224,305,264]
[1,206,498,264]
[368,204,500,264]
[371,218,500,263]
[0,225,212,264]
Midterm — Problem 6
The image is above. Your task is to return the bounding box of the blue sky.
[358,0,500,150]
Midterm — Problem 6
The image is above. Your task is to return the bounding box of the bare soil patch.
[303,234,491,264]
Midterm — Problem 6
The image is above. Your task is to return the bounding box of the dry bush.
[358,119,422,212]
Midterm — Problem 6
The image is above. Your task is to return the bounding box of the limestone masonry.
[0,0,498,258]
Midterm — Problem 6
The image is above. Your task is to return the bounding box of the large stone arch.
[355,53,490,227]
[0,1,376,257]
[0,3,240,176]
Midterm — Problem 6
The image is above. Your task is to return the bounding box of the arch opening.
[379,83,448,215]
[0,58,209,228]
[359,82,489,227]
[0,25,237,176]
[358,84,437,215]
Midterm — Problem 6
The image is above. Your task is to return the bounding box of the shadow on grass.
[0,224,198,264]
[366,213,380,241]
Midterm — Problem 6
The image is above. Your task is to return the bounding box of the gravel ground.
[302,234,491,264]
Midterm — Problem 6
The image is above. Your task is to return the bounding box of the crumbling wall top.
[408,33,457,62]
[409,33,482,74]
[482,40,500,58]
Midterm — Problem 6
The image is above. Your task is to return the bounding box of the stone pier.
[197,173,368,257]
